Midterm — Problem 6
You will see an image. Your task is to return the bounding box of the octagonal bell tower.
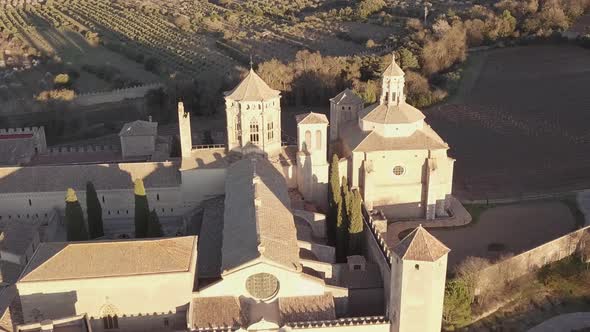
[224,68,282,157]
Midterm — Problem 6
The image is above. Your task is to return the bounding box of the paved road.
[528,312,590,332]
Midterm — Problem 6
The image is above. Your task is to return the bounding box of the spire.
[393,226,450,262]
[383,53,405,77]
[249,54,254,71]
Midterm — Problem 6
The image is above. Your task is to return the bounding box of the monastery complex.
[0,56,458,332]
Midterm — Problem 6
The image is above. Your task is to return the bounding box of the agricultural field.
[426,44,590,200]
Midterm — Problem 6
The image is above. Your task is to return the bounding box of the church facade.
[0,54,455,332]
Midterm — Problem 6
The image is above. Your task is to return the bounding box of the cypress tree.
[328,154,341,245]
[147,209,163,237]
[65,188,89,241]
[336,198,348,262]
[348,190,364,256]
[86,181,104,239]
[134,179,150,238]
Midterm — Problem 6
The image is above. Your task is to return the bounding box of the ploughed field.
[426,45,590,200]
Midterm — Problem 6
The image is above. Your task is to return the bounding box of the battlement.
[74,83,163,107]
[0,126,44,136]
[286,316,389,329]
[45,144,120,155]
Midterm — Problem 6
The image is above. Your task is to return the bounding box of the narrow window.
[28,199,32,206]
[267,122,274,141]
[102,196,105,203]
[249,120,259,144]
[304,130,311,152]
[164,318,169,327]
[315,130,321,150]
[157,194,160,201]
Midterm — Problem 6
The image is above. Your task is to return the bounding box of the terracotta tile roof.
[190,296,247,329]
[19,236,197,282]
[295,112,329,125]
[279,294,336,323]
[383,55,405,77]
[0,161,181,193]
[118,120,157,137]
[221,157,301,273]
[224,69,280,102]
[0,261,23,285]
[0,223,38,255]
[360,102,425,125]
[198,196,224,278]
[340,121,448,152]
[393,226,450,262]
[330,88,363,105]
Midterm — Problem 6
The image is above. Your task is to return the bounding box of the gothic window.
[315,130,322,150]
[103,315,119,330]
[267,122,274,141]
[304,130,311,152]
[100,304,119,330]
[249,120,260,144]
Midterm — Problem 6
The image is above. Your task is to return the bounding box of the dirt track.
[426,45,590,200]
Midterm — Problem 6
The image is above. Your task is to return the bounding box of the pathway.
[528,312,590,332]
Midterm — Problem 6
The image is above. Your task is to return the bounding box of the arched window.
[100,304,119,330]
[250,120,260,144]
[267,122,274,141]
[315,130,322,150]
[304,130,311,152]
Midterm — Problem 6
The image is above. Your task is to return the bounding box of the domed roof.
[360,102,425,125]
[224,69,280,102]
[383,54,405,77]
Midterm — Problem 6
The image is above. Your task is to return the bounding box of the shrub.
[443,278,473,329]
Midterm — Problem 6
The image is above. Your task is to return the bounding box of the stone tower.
[296,112,329,210]
[177,101,192,158]
[380,54,405,105]
[329,88,363,141]
[224,69,282,157]
[389,226,450,332]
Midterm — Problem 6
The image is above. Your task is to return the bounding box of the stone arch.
[315,130,322,150]
[304,130,311,152]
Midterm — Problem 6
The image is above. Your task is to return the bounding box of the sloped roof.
[221,157,300,273]
[279,294,336,323]
[0,222,38,255]
[224,69,280,102]
[360,102,425,125]
[340,121,448,153]
[393,226,450,262]
[0,161,180,193]
[295,112,329,125]
[190,296,247,329]
[119,120,157,137]
[383,55,405,77]
[330,88,363,105]
[19,236,197,282]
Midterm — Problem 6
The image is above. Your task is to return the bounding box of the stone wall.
[476,226,590,294]
[361,205,392,314]
[73,83,162,107]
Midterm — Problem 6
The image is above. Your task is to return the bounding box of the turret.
[178,102,192,158]
[224,69,282,157]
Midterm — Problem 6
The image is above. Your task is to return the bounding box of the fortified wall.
[475,225,590,294]
[73,83,162,107]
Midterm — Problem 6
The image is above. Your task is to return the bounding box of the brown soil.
[426,45,590,200]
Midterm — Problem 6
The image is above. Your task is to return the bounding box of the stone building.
[333,56,455,220]
[119,120,157,158]
[0,54,458,332]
